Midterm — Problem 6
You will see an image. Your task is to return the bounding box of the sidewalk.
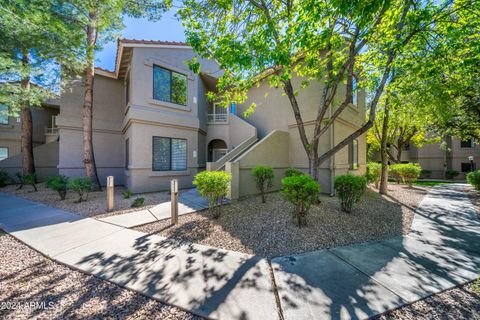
[1,184,479,320]
[272,184,480,319]
[98,188,211,228]
[0,193,277,320]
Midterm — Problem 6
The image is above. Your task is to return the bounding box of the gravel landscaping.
[375,280,480,320]
[0,183,169,218]
[468,188,480,215]
[0,233,200,320]
[135,184,428,258]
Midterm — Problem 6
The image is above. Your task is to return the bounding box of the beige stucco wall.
[0,106,58,159]
[58,75,125,185]
[0,141,59,180]
[124,121,204,193]
[235,74,367,193]
[122,47,221,192]
[227,130,290,199]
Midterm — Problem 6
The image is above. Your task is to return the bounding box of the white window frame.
[208,103,228,123]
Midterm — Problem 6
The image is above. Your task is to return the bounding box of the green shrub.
[131,197,145,208]
[69,177,93,202]
[0,170,11,188]
[15,172,24,190]
[365,162,382,189]
[252,166,274,203]
[467,170,480,191]
[285,168,304,177]
[46,175,69,200]
[123,189,132,199]
[334,174,367,213]
[389,164,402,184]
[420,169,432,179]
[397,163,422,187]
[193,171,231,218]
[24,173,37,192]
[281,174,320,227]
[445,169,460,180]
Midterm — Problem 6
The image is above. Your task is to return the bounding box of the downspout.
[329,105,335,196]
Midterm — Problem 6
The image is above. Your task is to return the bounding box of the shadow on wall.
[0,141,59,181]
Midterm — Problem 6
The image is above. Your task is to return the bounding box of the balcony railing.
[45,127,59,135]
[208,113,228,123]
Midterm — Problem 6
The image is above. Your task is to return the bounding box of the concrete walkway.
[272,184,480,320]
[1,184,479,320]
[99,188,210,228]
[0,193,277,320]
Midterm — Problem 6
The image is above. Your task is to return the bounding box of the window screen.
[461,162,476,172]
[460,139,473,148]
[153,65,187,105]
[0,147,8,161]
[152,137,187,171]
[352,77,358,106]
[0,104,8,124]
[350,139,359,170]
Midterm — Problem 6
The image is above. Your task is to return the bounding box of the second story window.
[352,76,358,107]
[153,65,187,106]
[460,138,474,148]
[0,104,9,125]
[349,139,359,170]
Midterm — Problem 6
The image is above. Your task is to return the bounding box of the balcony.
[208,103,229,124]
[45,127,59,143]
[208,113,228,123]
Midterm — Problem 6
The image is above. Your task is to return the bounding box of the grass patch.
[0,230,4,237]
[414,181,454,187]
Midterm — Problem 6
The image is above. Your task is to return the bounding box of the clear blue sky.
[95,9,185,71]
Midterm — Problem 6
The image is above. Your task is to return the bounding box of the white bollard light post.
[171,179,179,225]
[107,176,114,212]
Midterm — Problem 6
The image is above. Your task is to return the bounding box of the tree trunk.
[379,98,390,195]
[308,155,319,181]
[21,51,35,176]
[83,12,101,191]
[396,143,403,163]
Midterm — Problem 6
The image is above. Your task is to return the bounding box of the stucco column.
[225,161,239,201]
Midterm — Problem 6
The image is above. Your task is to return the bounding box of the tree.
[65,0,169,190]
[385,0,480,140]
[0,0,82,176]
[367,83,440,164]
[179,0,458,180]
[364,0,480,194]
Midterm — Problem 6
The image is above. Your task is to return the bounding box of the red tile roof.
[120,38,189,46]
[94,39,191,77]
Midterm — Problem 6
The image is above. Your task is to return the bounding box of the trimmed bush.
[467,170,480,191]
[445,169,460,180]
[420,169,432,179]
[193,171,231,218]
[389,164,402,184]
[334,174,367,213]
[46,175,69,200]
[285,168,304,177]
[24,173,37,192]
[123,189,132,199]
[365,162,382,189]
[389,163,422,186]
[397,163,421,187]
[0,170,11,188]
[252,166,274,203]
[131,197,145,208]
[281,174,320,227]
[69,177,93,202]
